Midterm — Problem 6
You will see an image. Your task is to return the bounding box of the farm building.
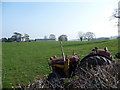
[35,39,56,41]
[21,37,29,42]
[96,37,110,40]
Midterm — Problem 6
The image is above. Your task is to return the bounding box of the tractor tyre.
[79,54,113,68]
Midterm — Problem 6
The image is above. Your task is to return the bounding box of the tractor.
[47,42,114,88]
[49,52,80,78]
[47,53,80,88]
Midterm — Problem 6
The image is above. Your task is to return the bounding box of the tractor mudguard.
[79,54,114,68]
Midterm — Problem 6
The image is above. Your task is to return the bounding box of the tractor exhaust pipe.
[60,41,66,61]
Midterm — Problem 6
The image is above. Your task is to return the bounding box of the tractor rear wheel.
[79,54,113,68]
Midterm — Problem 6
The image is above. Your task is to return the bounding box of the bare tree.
[110,7,120,26]
[78,32,85,41]
[113,8,120,19]
[85,32,95,41]
[113,8,120,28]
[44,36,47,39]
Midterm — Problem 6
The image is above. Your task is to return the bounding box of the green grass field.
[2,39,119,88]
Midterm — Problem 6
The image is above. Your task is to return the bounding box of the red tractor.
[47,52,80,88]
[49,53,80,78]
[47,43,114,88]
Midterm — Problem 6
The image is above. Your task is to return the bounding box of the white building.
[35,39,56,41]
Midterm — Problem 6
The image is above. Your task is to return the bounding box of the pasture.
[2,39,118,88]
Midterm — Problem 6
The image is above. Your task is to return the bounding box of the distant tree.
[11,35,17,41]
[24,34,29,42]
[11,32,22,42]
[49,34,56,40]
[58,35,68,41]
[113,8,120,19]
[78,32,85,41]
[44,36,47,39]
[85,32,95,41]
[7,38,14,42]
[110,8,120,27]
[2,38,8,42]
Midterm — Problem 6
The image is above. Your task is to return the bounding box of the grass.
[2,39,119,88]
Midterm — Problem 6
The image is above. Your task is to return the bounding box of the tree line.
[78,32,95,41]
[2,31,96,42]
[2,32,29,42]
[1,32,68,42]
[44,34,68,41]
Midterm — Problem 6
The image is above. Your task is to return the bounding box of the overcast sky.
[1,0,119,40]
